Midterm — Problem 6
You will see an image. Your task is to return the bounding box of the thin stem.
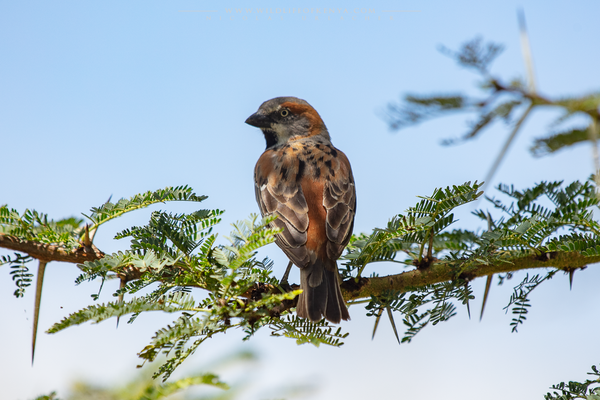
[116,277,126,328]
[483,103,534,191]
[426,230,434,260]
[417,234,427,263]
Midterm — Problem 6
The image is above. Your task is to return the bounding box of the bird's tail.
[296,259,350,323]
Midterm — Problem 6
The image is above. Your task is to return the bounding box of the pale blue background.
[1,0,599,399]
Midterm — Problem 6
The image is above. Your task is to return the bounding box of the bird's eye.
[280,109,289,117]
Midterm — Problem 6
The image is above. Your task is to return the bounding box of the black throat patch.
[262,129,278,149]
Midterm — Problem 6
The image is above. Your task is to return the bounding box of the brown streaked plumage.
[246,97,355,323]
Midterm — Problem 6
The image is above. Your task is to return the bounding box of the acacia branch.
[491,79,600,119]
[2,233,598,304]
[0,233,104,263]
[341,252,600,300]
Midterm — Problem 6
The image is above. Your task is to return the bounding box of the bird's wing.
[322,150,356,260]
[255,151,312,268]
[255,146,356,267]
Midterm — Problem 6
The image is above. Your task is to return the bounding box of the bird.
[245,96,356,323]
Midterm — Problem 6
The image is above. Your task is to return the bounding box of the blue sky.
[1,0,599,399]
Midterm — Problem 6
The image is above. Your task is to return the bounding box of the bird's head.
[245,97,330,149]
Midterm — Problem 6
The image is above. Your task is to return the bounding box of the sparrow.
[245,97,356,323]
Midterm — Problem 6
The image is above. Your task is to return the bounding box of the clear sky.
[1,0,599,399]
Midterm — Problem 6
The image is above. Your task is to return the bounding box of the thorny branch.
[2,232,597,305]
[0,233,104,263]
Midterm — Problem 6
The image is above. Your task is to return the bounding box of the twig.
[483,103,534,191]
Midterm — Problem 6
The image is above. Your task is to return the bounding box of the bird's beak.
[245,112,272,128]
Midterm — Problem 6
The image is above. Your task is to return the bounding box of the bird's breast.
[263,139,341,183]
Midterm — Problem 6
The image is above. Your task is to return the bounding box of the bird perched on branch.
[246,97,356,323]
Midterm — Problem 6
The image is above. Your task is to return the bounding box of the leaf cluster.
[503,272,556,332]
[37,191,342,381]
[269,315,349,346]
[84,185,208,232]
[545,364,600,400]
[342,178,600,342]
[365,281,472,344]
[0,205,83,250]
[30,370,229,400]
[385,37,600,157]
[3,179,600,382]
[343,181,484,277]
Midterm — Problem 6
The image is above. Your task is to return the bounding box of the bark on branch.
[1,233,598,302]
[0,233,104,263]
[341,252,600,300]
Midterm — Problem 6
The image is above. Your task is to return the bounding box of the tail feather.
[297,259,350,323]
[327,268,350,322]
[325,271,342,323]
[307,262,323,287]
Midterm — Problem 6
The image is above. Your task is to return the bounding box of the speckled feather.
[255,138,356,264]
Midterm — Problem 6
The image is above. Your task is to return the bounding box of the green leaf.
[84,185,208,232]
[47,291,198,333]
[270,315,348,347]
[531,127,590,157]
